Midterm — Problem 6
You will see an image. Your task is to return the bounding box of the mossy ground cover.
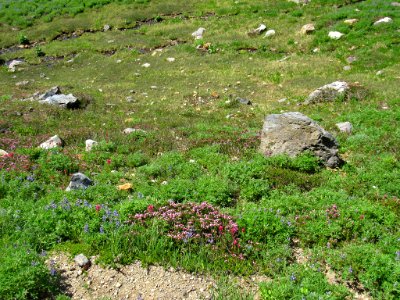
[1,0,400,299]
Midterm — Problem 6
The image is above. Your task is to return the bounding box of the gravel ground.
[49,252,266,300]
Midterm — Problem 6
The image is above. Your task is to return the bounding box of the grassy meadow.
[0,0,399,299]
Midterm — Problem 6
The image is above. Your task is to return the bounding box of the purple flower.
[40,250,47,257]
[50,268,57,276]
[137,192,144,199]
[99,225,104,234]
[349,266,353,274]
[31,261,38,267]
[113,210,119,217]
[26,175,34,182]
[290,273,296,281]
[395,251,400,261]
[84,224,89,233]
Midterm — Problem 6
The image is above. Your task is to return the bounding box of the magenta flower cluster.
[128,201,245,255]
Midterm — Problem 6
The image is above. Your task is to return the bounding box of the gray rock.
[103,24,111,31]
[39,94,79,108]
[300,24,315,35]
[39,135,64,149]
[392,2,400,7]
[8,59,25,72]
[305,81,349,104]
[66,173,93,191]
[39,86,60,100]
[343,65,351,71]
[260,112,343,168]
[336,122,353,134]
[35,86,81,108]
[74,254,91,270]
[236,97,252,105]
[85,139,98,152]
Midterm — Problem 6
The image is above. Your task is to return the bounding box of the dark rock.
[260,112,343,168]
[66,173,93,191]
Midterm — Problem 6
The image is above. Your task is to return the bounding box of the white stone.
[300,24,315,34]
[39,135,63,149]
[336,122,353,134]
[376,70,384,76]
[343,66,351,71]
[344,19,358,25]
[0,149,8,157]
[264,29,276,37]
[192,27,206,39]
[8,60,24,72]
[141,63,151,68]
[374,17,393,25]
[167,57,175,62]
[123,128,146,134]
[328,31,344,40]
[249,24,267,35]
[85,139,98,152]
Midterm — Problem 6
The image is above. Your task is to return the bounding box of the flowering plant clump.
[127,201,247,258]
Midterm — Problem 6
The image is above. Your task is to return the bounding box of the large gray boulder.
[37,86,80,108]
[66,173,93,191]
[260,112,343,168]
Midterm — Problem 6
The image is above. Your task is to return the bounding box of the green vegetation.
[1,0,399,298]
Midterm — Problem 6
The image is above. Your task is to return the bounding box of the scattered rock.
[167,57,175,62]
[141,63,150,68]
[39,135,64,149]
[66,173,94,191]
[85,139,98,152]
[264,29,276,37]
[336,122,353,134]
[39,94,80,108]
[0,149,8,157]
[248,24,267,36]
[343,66,351,71]
[289,0,310,4]
[344,19,358,25]
[305,81,348,104]
[74,254,91,270]
[376,70,384,76]
[8,59,25,72]
[300,23,315,35]
[304,81,366,104]
[123,128,146,134]
[15,80,29,86]
[392,2,400,7]
[328,31,344,40]
[103,24,111,31]
[346,56,357,64]
[374,17,393,25]
[117,183,132,191]
[260,112,343,168]
[39,86,60,99]
[192,27,206,39]
[236,97,252,105]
